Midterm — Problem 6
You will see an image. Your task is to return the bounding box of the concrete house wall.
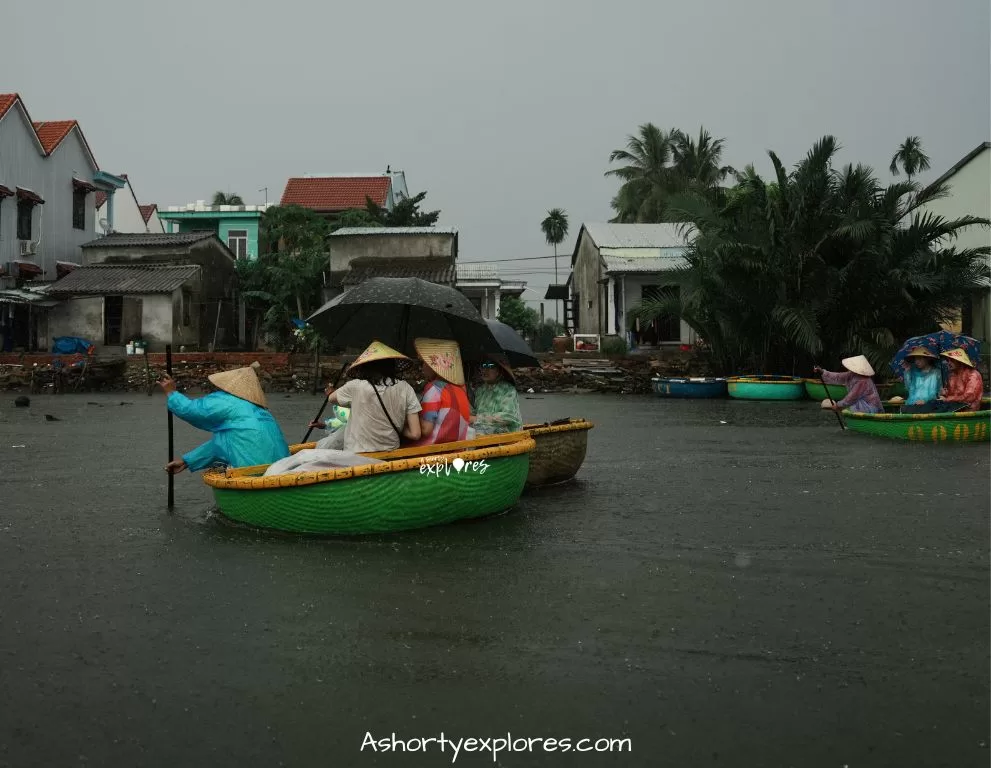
[916,144,991,343]
[0,106,100,278]
[328,231,457,283]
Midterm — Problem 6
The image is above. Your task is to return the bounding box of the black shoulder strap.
[371,382,404,438]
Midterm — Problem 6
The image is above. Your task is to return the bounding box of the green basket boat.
[727,375,806,400]
[843,408,991,442]
[290,419,594,489]
[204,432,535,535]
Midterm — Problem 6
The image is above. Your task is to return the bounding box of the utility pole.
[258,187,268,206]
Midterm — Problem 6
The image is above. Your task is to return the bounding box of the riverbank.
[0,350,715,395]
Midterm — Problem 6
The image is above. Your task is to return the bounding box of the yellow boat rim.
[523,419,595,436]
[205,432,535,491]
[844,409,991,420]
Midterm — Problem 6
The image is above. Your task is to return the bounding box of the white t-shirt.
[335,379,422,453]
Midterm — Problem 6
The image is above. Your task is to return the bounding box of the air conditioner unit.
[19,240,38,256]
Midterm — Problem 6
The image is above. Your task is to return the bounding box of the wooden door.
[121,297,143,343]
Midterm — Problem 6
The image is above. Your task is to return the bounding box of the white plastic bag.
[263,449,385,476]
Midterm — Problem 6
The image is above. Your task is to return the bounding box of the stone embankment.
[0,351,713,395]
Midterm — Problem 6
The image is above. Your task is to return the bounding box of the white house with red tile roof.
[0,92,125,350]
[279,169,409,215]
[94,174,164,235]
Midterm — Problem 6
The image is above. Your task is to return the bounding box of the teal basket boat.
[844,408,990,442]
[203,432,535,535]
[727,375,806,400]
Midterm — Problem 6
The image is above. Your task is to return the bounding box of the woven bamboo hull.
[204,433,535,534]
[522,419,594,487]
[651,377,727,398]
[727,376,805,400]
[844,409,991,442]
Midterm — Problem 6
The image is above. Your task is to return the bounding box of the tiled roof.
[281,176,391,211]
[331,226,457,236]
[0,93,18,120]
[95,191,107,209]
[32,120,77,155]
[601,254,687,274]
[456,263,499,281]
[341,259,456,286]
[48,265,200,295]
[81,231,217,248]
[138,204,158,223]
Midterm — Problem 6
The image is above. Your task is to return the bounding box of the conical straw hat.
[414,338,465,386]
[208,364,268,408]
[485,353,516,384]
[905,346,937,359]
[940,348,976,368]
[841,355,874,377]
[347,340,409,374]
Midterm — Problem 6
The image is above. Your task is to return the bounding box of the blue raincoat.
[167,391,289,472]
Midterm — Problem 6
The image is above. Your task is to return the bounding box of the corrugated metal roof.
[602,255,686,273]
[0,288,59,307]
[456,263,499,281]
[81,232,217,248]
[584,223,689,249]
[48,265,200,295]
[331,227,458,237]
[341,260,456,286]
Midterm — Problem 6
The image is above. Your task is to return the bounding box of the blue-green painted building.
[157,202,269,260]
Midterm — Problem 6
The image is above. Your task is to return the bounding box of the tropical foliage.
[498,296,540,337]
[633,136,990,375]
[365,190,441,227]
[212,191,244,206]
[540,208,569,285]
[238,205,331,348]
[606,124,733,222]
[889,136,931,181]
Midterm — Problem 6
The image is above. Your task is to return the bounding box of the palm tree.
[671,128,735,189]
[606,124,733,222]
[889,137,931,182]
[212,191,245,206]
[635,136,989,374]
[541,208,569,321]
[605,123,680,222]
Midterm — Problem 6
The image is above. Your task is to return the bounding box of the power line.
[460,255,566,264]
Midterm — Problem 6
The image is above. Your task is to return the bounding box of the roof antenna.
[386,165,391,174]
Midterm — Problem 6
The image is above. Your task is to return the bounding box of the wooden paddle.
[301,356,351,443]
[166,344,175,509]
[816,366,846,430]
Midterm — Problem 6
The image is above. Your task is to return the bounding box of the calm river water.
[1,391,988,767]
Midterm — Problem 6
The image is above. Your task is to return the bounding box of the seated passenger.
[471,355,523,435]
[898,347,943,413]
[410,338,472,446]
[308,341,422,453]
[938,349,984,412]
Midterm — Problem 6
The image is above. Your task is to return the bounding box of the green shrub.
[602,336,628,355]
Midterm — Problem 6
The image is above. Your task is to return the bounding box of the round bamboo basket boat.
[522,418,594,487]
[843,408,990,442]
[651,377,727,398]
[204,432,535,534]
[726,375,806,400]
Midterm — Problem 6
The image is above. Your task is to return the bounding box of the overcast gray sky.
[8,0,990,308]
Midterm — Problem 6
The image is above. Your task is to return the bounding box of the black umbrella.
[307,277,502,359]
[482,319,540,368]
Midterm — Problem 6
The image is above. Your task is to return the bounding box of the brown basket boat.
[522,418,594,487]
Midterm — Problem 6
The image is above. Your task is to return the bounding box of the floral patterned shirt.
[472,381,523,435]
